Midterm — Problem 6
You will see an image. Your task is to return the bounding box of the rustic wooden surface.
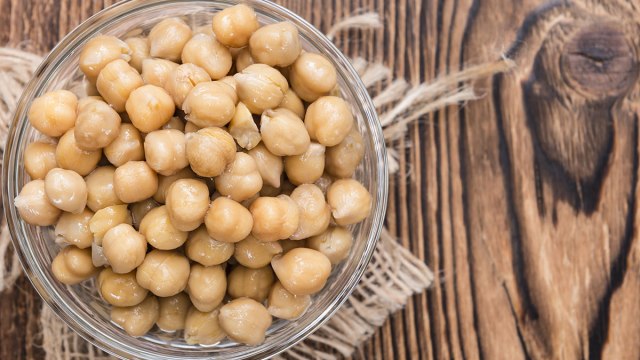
[2,0,640,359]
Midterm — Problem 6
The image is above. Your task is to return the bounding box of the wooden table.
[2,0,638,359]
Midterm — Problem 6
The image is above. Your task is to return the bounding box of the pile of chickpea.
[14,4,372,346]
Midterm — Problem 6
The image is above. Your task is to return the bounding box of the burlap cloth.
[0,12,511,359]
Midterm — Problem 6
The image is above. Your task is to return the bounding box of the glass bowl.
[2,0,388,358]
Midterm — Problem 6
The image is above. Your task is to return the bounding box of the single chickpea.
[141,58,179,87]
[74,98,121,151]
[279,89,305,119]
[136,249,190,297]
[184,121,201,134]
[111,295,159,337]
[51,246,98,285]
[24,142,57,180]
[185,127,236,177]
[126,85,175,133]
[89,204,132,244]
[215,153,262,202]
[153,167,197,203]
[271,248,331,296]
[234,235,282,269]
[325,128,364,178]
[157,293,191,332]
[130,198,160,230]
[279,239,306,253]
[284,143,326,185]
[290,52,337,102]
[212,4,260,48]
[148,17,192,62]
[289,184,331,240]
[143,129,188,176]
[139,205,188,250]
[227,265,274,302]
[55,208,94,249]
[55,129,102,176]
[185,226,234,266]
[98,268,148,307]
[305,96,354,146]
[247,143,283,188]
[124,37,149,72]
[96,59,144,112]
[260,108,310,156]
[104,124,145,167]
[233,64,288,114]
[219,297,272,345]
[79,35,131,83]
[267,281,311,320]
[204,197,253,243]
[164,63,211,108]
[249,195,299,242]
[44,168,88,214]
[182,81,236,128]
[234,47,255,72]
[162,116,185,131]
[113,161,158,203]
[307,226,353,265]
[14,180,61,226]
[228,102,260,150]
[187,264,226,312]
[327,179,372,226]
[165,179,210,231]
[85,166,124,212]
[28,90,77,137]
[249,21,301,67]
[102,223,147,273]
[181,33,232,80]
[184,306,226,345]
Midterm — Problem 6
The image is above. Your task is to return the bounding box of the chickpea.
[249,22,301,67]
[104,124,145,167]
[247,143,282,188]
[271,248,331,296]
[102,223,147,273]
[74,98,121,151]
[164,63,211,108]
[187,264,226,312]
[139,206,188,250]
[28,90,77,137]
[85,166,123,212]
[228,102,260,150]
[212,4,259,48]
[290,52,337,102]
[55,208,94,249]
[165,179,209,231]
[148,17,192,62]
[215,153,262,202]
[267,281,310,320]
[127,86,175,134]
[44,168,88,214]
[143,129,188,176]
[305,96,354,146]
[55,129,102,176]
[51,246,98,285]
[249,195,299,242]
[261,108,310,156]
[141,58,179,87]
[136,249,190,297]
[234,47,254,72]
[234,64,288,114]
[219,76,237,94]
[162,116,185,131]
[327,179,372,226]
[289,184,331,240]
[96,59,144,112]
[279,89,305,119]
[325,128,364,178]
[219,297,272,345]
[131,198,159,229]
[153,167,197,203]
[157,293,190,332]
[307,226,353,265]
[79,35,131,83]
[184,307,226,345]
[181,33,232,80]
[184,121,201,134]
[234,235,282,269]
[111,295,159,337]
[24,142,57,180]
[204,197,253,243]
[184,226,233,266]
[89,204,132,244]
[113,161,158,203]
[284,143,325,185]
[185,127,236,177]
[279,239,306,253]
[227,265,274,302]
[182,81,236,128]
[14,180,61,226]
[124,37,149,72]
[98,268,148,307]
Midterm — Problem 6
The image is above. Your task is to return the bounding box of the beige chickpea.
[130,198,159,229]
[260,108,310,156]
[181,33,232,80]
[143,129,188,176]
[215,153,262,202]
[55,208,94,249]
[267,281,311,320]
[153,167,197,203]
[307,226,353,265]
[212,4,259,48]
[284,143,326,185]
[104,124,145,167]
[249,195,299,242]
[234,64,288,114]
[111,295,159,337]
[102,223,147,273]
[279,89,305,119]
[89,204,132,244]
[228,265,274,302]
[28,90,78,137]
[113,161,158,203]
[55,129,102,176]
[185,127,236,177]
[14,180,61,226]
[289,184,331,240]
[157,293,191,332]
[164,63,211,108]
[219,76,237,94]
[126,85,175,133]
[79,35,131,83]
[305,96,354,147]
[184,121,201,134]
[141,58,179,87]
[249,21,301,67]
[44,168,88,214]
[325,128,364,178]
[124,37,149,72]
[139,206,188,250]
[182,81,236,128]
[247,143,282,188]
[327,179,372,226]
[219,298,272,345]
[24,142,57,180]
[234,47,255,72]
[185,226,235,266]
[279,239,306,253]
[148,17,192,62]
[85,166,123,212]
[228,102,260,150]
[98,268,148,307]
[234,235,282,269]
[186,264,226,312]
[51,246,98,285]
[290,52,337,102]
[162,116,185,131]
[136,249,190,297]
[164,179,209,232]
[204,197,253,243]
[74,98,121,151]
[184,306,226,345]
[271,248,331,296]
[96,59,144,112]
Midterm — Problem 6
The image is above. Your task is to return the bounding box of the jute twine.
[0,13,512,359]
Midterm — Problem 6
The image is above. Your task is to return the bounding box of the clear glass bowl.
[2,0,388,358]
